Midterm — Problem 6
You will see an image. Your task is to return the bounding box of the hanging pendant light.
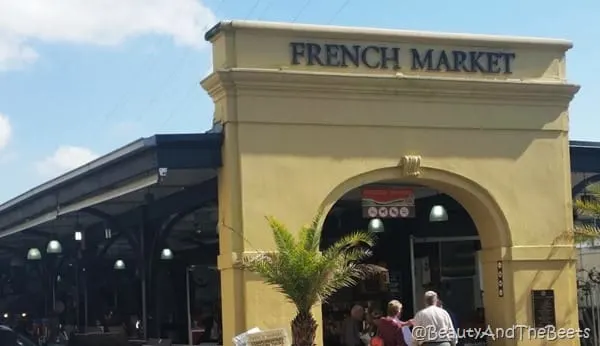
[160,248,174,260]
[429,205,448,222]
[26,248,42,260]
[104,227,112,239]
[46,240,63,254]
[74,223,83,241]
[368,218,385,233]
[114,259,126,270]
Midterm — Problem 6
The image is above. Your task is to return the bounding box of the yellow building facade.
[202,21,580,345]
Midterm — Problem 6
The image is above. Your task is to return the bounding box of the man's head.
[424,291,439,307]
[436,299,443,308]
[351,305,364,320]
[387,300,403,317]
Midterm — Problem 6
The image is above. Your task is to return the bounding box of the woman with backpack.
[371,300,411,346]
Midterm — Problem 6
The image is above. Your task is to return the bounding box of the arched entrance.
[318,167,514,345]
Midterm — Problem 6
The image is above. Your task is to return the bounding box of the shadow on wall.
[237,120,562,162]
[513,259,575,328]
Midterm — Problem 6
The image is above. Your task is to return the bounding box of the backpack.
[370,335,384,346]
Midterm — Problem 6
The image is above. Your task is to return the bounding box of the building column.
[217,254,247,343]
[479,246,579,346]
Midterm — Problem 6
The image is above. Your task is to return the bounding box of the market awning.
[0,132,222,260]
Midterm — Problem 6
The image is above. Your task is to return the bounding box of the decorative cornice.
[205,20,573,51]
[202,68,580,106]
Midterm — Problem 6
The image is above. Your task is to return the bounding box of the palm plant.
[561,184,600,244]
[238,213,383,346]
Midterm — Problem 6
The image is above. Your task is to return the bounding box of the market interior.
[320,183,485,345]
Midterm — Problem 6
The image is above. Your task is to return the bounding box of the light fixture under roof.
[160,248,174,260]
[26,248,42,260]
[429,205,448,222]
[46,240,62,254]
[368,218,385,233]
[114,259,126,270]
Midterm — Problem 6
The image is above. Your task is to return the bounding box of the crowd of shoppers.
[340,291,458,346]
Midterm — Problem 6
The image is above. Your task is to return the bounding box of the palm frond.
[323,231,376,259]
[574,223,600,242]
[238,251,305,305]
[298,211,323,253]
[574,199,600,217]
[266,216,297,253]
[583,183,600,197]
[556,225,600,245]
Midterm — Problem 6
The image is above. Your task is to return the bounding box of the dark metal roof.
[570,140,600,173]
[0,133,222,231]
[570,140,600,149]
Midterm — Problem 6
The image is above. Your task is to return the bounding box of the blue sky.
[0,0,597,202]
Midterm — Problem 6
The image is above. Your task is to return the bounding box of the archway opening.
[320,181,487,346]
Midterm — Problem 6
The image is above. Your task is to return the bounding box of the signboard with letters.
[290,42,516,74]
[531,289,556,328]
[361,188,415,218]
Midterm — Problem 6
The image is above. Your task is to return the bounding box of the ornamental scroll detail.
[400,155,422,177]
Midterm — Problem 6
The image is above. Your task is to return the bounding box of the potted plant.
[238,213,382,346]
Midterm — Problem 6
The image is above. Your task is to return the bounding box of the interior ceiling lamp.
[114,259,126,270]
[26,248,42,260]
[160,248,174,260]
[46,240,63,254]
[74,223,83,241]
[368,218,385,233]
[104,227,112,239]
[429,205,448,222]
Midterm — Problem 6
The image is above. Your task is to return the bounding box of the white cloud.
[35,146,99,178]
[0,0,216,70]
[0,113,12,151]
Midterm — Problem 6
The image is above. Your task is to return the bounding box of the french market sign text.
[290,42,516,74]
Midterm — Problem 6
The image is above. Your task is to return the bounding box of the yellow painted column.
[215,120,325,345]
[480,247,580,346]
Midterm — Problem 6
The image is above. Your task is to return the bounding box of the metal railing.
[578,269,600,346]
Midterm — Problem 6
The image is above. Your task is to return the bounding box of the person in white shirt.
[411,291,457,346]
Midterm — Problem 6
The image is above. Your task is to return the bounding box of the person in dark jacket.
[341,305,364,346]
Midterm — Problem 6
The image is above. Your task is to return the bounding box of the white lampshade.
[114,259,126,270]
[74,231,82,241]
[368,218,385,233]
[429,205,448,222]
[46,240,63,254]
[160,248,174,260]
[26,248,42,260]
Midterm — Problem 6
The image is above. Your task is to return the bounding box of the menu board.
[531,290,556,328]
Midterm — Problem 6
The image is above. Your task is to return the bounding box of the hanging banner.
[361,188,415,218]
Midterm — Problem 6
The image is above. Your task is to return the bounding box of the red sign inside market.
[361,188,415,218]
